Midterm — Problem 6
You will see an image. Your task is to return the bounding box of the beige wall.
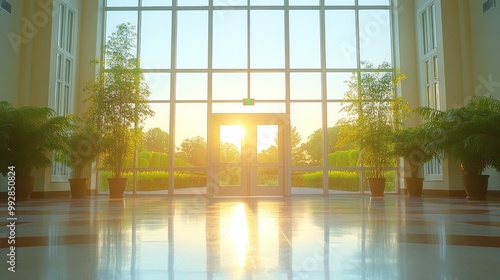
[436,0,469,191]
[395,0,420,113]
[0,0,23,105]
[469,0,500,99]
[76,0,103,115]
[74,0,103,191]
[469,0,500,190]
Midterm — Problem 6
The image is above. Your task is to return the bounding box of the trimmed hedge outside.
[302,170,396,192]
[99,170,395,192]
[99,148,395,192]
[124,152,192,169]
[100,170,206,192]
[302,171,359,192]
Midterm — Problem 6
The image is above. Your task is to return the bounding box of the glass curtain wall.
[102,0,395,195]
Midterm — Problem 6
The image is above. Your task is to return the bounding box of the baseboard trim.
[487,190,500,197]
[0,190,98,199]
[401,189,500,198]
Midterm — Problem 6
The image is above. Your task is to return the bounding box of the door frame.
[208,113,288,197]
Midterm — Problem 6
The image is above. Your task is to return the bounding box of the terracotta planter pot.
[108,178,127,199]
[405,177,424,197]
[462,175,489,200]
[69,178,89,199]
[15,176,35,200]
[368,177,386,197]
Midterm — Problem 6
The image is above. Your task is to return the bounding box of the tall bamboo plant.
[84,23,154,179]
[336,62,411,179]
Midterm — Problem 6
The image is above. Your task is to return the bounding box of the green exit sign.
[243,98,255,105]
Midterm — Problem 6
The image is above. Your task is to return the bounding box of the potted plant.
[393,126,434,197]
[336,62,410,197]
[59,120,102,198]
[84,23,154,199]
[418,96,500,199]
[0,102,72,200]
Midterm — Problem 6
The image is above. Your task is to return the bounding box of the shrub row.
[301,170,396,192]
[128,149,362,169]
[100,171,206,192]
[124,151,193,168]
[302,171,359,192]
[99,170,395,192]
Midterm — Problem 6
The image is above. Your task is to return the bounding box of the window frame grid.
[102,0,397,195]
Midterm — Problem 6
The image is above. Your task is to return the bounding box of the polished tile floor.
[1,195,500,280]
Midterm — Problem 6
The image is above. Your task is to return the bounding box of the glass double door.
[211,114,285,196]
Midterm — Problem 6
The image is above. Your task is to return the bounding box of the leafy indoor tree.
[336,62,410,196]
[144,127,169,153]
[84,23,154,197]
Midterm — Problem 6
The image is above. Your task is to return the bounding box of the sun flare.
[220,125,245,147]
